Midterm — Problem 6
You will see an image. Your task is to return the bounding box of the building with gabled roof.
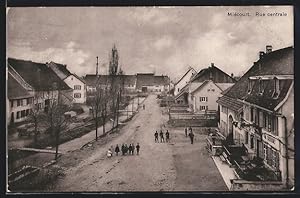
[173,66,196,96]
[48,62,86,103]
[7,58,73,122]
[7,69,34,125]
[216,46,294,188]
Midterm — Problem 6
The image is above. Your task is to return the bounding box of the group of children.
[154,130,170,143]
[107,143,140,157]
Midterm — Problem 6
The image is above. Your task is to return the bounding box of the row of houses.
[84,73,170,95]
[173,63,236,113]
[6,58,86,125]
[172,45,294,189]
[216,46,294,188]
[7,58,170,125]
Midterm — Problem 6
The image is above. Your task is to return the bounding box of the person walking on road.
[132,143,135,155]
[185,127,188,137]
[124,144,128,155]
[188,131,194,144]
[166,130,170,143]
[128,144,133,155]
[115,144,120,156]
[160,130,165,143]
[121,144,125,155]
[136,143,140,155]
[154,131,159,143]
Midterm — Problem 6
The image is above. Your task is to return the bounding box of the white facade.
[174,68,196,96]
[64,75,86,103]
[190,81,233,112]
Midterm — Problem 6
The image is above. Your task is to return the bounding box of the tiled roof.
[242,79,293,110]
[191,65,236,83]
[8,58,71,91]
[85,74,136,87]
[8,73,33,99]
[136,73,154,89]
[174,67,196,86]
[223,46,294,111]
[216,95,243,112]
[48,62,72,80]
[154,76,169,85]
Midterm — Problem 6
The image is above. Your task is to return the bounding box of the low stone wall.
[230,179,284,191]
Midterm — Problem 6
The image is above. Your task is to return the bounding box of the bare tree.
[42,83,71,160]
[27,94,42,147]
[101,86,109,134]
[89,79,103,141]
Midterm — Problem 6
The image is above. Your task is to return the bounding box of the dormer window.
[258,78,264,95]
[272,77,280,98]
[247,79,255,93]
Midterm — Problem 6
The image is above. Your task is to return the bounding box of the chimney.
[266,45,272,54]
[211,63,214,67]
[259,51,265,59]
[231,73,234,78]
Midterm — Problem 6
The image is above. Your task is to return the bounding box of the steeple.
[109,44,119,75]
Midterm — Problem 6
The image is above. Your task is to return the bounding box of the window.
[16,111,20,119]
[17,99,23,106]
[74,85,81,90]
[250,107,254,122]
[250,135,254,149]
[21,110,26,118]
[211,89,215,92]
[273,78,280,98]
[74,93,81,98]
[268,114,272,132]
[221,106,227,113]
[26,109,30,116]
[199,106,207,111]
[245,131,249,144]
[259,79,264,94]
[263,112,267,128]
[11,101,13,108]
[271,116,278,136]
[199,97,207,102]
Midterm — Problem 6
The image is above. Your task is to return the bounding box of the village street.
[49,95,227,192]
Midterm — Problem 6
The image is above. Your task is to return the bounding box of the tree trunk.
[102,118,106,134]
[95,115,98,141]
[116,93,120,128]
[55,128,60,160]
[34,119,38,147]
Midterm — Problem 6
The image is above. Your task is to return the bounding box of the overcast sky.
[7,6,293,81]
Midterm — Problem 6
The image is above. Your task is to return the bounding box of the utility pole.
[96,56,99,76]
[132,97,134,115]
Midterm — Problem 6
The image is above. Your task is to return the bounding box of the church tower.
[109,44,119,75]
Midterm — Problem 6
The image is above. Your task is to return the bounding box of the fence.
[169,112,217,120]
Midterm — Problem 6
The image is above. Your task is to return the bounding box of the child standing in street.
[154,131,159,143]
[115,144,120,156]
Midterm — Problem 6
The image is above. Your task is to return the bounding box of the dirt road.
[50,95,227,192]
